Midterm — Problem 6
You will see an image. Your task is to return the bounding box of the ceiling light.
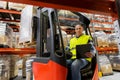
[109,8,111,10]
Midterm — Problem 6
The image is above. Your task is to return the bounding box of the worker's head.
[75,24,84,36]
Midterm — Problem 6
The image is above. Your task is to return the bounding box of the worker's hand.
[65,51,72,59]
[85,52,93,58]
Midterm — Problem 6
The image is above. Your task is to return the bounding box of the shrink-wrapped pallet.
[22,56,28,78]
[8,2,26,11]
[109,55,120,71]
[108,33,118,47]
[0,1,7,9]
[26,58,34,80]
[0,55,10,80]
[99,55,113,76]
[0,23,13,48]
[9,55,19,79]
[94,31,109,47]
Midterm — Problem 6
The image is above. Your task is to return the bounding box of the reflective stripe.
[86,58,92,62]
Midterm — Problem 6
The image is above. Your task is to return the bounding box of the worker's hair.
[74,22,86,29]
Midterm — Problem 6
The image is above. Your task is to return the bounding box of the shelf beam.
[0,47,118,55]
[0,9,21,14]
[0,48,36,55]
[89,26,114,31]
[96,47,118,52]
[91,20,113,24]
[9,26,20,28]
[0,19,20,22]
[59,16,79,21]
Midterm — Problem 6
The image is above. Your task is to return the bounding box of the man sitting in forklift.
[67,23,96,80]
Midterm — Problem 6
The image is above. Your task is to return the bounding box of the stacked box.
[97,38,109,47]
[0,1,7,9]
[22,56,27,78]
[9,55,19,79]
[8,2,26,11]
[99,55,113,76]
[21,55,35,78]
[0,36,7,45]
[26,58,34,80]
[61,30,68,48]
[12,32,20,48]
[108,33,118,48]
[100,64,113,76]
[0,23,13,48]
[17,59,23,69]
[112,63,120,71]
[94,31,109,47]
[0,23,7,45]
[0,63,7,80]
[0,55,10,80]
[109,55,120,71]
[25,55,36,80]
[6,26,13,48]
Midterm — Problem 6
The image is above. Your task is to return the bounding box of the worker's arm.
[89,41,96,56]
[85,40,96,57]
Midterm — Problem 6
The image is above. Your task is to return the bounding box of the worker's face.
[75,25,83,36]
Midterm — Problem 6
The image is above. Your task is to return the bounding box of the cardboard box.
[99,55,113,76]
[100,64,113,76]
[109,55,120,71]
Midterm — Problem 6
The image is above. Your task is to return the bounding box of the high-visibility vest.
[70,34,92,62]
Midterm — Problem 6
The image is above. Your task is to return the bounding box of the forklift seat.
[67,56,96,80]
[80,56,96,80]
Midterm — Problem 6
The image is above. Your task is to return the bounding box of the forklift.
[32,7,67,80]
[32,7,97,80]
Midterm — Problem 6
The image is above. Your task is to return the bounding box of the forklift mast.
[115,0,120,53]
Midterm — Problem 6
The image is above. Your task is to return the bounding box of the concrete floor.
[99,71,120,80]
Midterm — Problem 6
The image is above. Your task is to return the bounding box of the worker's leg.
[66,59,73,80]
[71,59,88,80]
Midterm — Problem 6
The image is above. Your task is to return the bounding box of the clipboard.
[76,44,91,58]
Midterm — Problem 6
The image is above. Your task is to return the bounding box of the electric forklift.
[32,7,97,80]
[32,7,67,80]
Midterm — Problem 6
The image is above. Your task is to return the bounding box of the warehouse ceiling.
[3,0,117,17]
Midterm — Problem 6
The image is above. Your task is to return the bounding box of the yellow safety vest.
[70,34,92,62]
